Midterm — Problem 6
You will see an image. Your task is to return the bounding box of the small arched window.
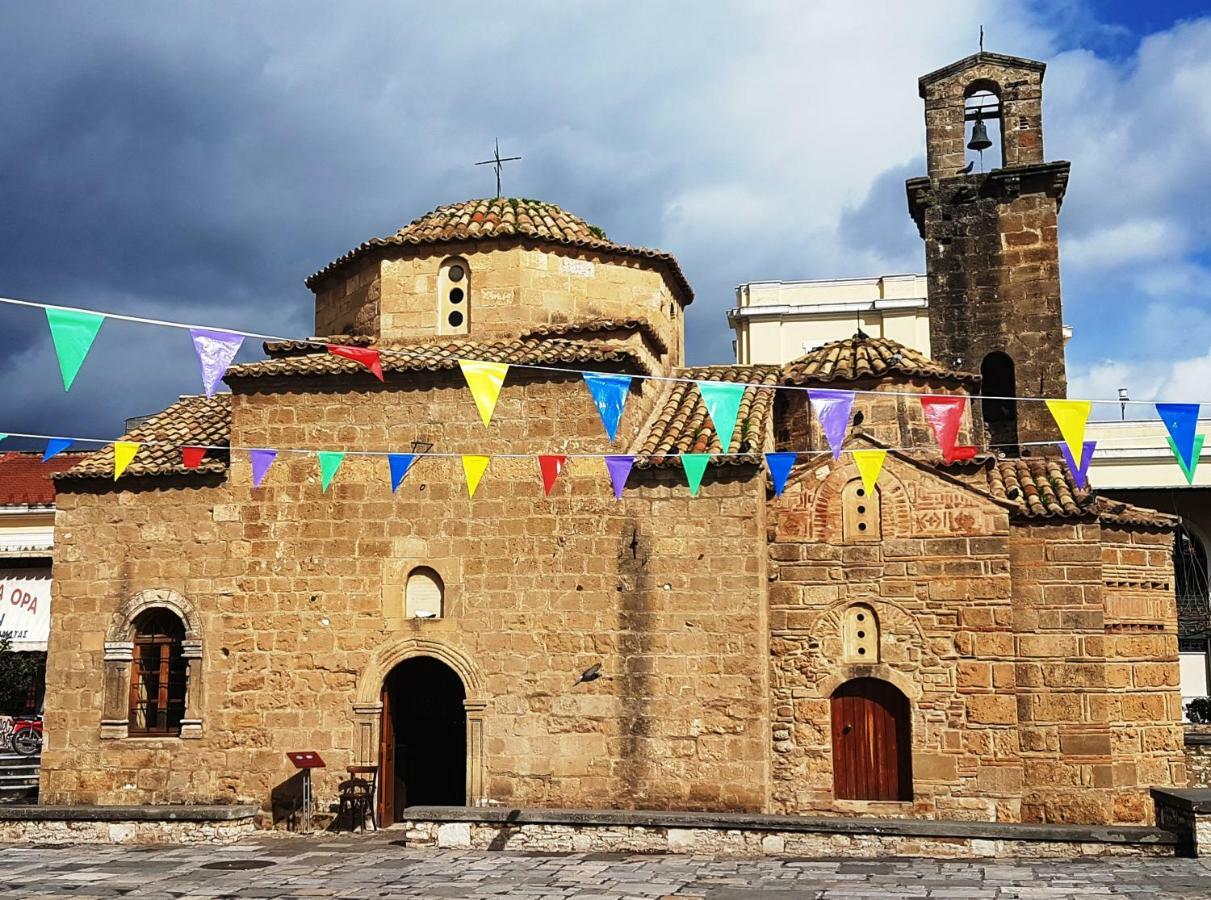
[438,257,469,336]
[842,604,879,662]
[129,609,187,736]
[406,566,444,619]
[842,479,880,542]
[981,351,1018,451]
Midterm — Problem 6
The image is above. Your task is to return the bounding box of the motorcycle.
[10,715,42,756]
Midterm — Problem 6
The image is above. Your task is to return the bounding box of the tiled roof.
[782,335,978,385]
[523,318,669,355]
[984,456,1085,517]
[305,197,693,301]
[0,452,89,505]
[57,395,230,481]
[634,365,781,466]
[227,337,646,381]
[1088,496,1178,529]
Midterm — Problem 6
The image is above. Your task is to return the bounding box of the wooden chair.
[337,765,379,832]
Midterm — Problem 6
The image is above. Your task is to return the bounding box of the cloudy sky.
[1,0,1210,443]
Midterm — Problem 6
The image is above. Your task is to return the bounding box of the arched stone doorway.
[830,677,913,801]
[379,657,467,825]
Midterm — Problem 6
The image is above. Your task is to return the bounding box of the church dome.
[306,197,692,300]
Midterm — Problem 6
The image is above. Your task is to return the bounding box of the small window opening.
[406,566,444,619]
[842,479,880,542]
[842,604,880,662]
[439,258,470,336]
[129,609,187,736]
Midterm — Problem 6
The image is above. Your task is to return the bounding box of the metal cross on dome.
[475,139,522,198]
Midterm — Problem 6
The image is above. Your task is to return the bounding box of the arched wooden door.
[830,678,912,801]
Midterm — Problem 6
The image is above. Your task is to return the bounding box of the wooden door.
[379,688,396,826]
[831,678,912,801]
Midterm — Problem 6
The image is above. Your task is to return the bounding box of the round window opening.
[857,630,865,638]
[857,505,866,514]
[857,613,865,621]
[858,647,866,655]
[448,311,464,327]
[449,287,464,303]
[857,488,866,497]
[448,265,465,282]
[858,522,867,531]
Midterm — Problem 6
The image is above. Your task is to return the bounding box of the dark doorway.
[379,657,466,825]
[980,351,1019,453]
[831,678,913,801]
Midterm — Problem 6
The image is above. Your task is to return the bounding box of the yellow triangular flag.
[1045,399,1092,463]
[459,360,509,427]
[113,441,140,479]
[852,449,886,496]
[462,455,490,498]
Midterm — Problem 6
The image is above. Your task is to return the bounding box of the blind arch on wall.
[406,566,444,619]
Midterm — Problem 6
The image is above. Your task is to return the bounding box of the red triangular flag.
[921,396,966,463]
[327,344,384,381]
[538,455,568,495]
[182,446,206,469]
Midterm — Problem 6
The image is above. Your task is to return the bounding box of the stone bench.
[399,805,1182,859]
[0,804,259,845]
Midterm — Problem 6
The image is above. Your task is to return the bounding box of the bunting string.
[1,292,1208,407]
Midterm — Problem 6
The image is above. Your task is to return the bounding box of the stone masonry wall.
[316,243,686,368]
[43,370,767,815]
[767,451,1021,822]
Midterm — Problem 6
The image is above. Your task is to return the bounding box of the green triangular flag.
[680,453,711,497]
[318,451,345,492]
[46,308,105,390]
[1168,434,1204,485]
[696,381,746,453]
[0,434,7,444]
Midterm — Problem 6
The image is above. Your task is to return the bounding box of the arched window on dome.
[439,257,470,336]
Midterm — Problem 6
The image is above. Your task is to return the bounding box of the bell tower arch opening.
[964,82,1002,171]
[980,351,1018,452]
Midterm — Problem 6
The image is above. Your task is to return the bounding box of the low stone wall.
[400,807,1179,860]
[0,805,259,845]
[1152,788,1211,857]
[1187,726,1211,788]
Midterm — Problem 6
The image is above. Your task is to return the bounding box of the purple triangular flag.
[189,329,244,398]
[604,455,634,499]
[1058,440,1096,490]
[808,389,855,459]
[249,449,277,488]
[765,452,797,497]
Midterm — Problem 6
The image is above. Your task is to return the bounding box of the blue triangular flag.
[765,452,796,497]
[583,373,632,443]
[388,454,417,492]
[43,438,73,461]
[1156,403,1199,472]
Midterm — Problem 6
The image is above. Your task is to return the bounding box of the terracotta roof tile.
[1088,496,1178,529]
[0,452,89,505]
[57,395,230,480]
[229,337,646,381]
[985,455,1084,517]
[781,334,978,385]
[522,318,669,355]
[305,197,692,301]
[635,365,781,465]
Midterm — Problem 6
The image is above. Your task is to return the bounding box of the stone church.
[42,51,1185,827]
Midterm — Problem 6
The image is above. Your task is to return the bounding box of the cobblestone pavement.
[3,831,1211,899]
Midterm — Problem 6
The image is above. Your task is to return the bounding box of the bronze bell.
[967,115,992,152]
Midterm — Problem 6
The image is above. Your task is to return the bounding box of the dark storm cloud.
[3,1,1208,446]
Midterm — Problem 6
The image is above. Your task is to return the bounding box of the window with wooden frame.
[128,609,188,736]
[841,479,881,542]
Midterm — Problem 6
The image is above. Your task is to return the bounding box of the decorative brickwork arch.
[809,458,911,542]
[101,589,204,741]
[352,638,487,806]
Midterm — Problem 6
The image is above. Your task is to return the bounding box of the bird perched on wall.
[573,663,602,686]
[957,161,975,174]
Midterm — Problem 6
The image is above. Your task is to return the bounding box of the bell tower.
[906,52,1070,452]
